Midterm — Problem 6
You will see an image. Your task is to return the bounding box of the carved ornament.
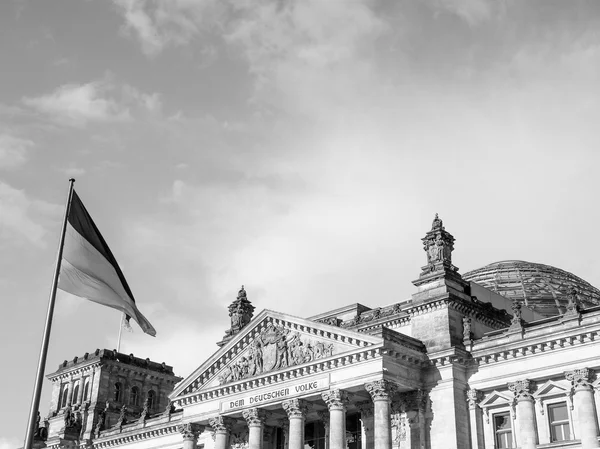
[365,380,397,401]
[209,416,233,433]
[178,422,204,440]
[243,408,266,427]
[322,389,349,410]
[466,389,482,409]
[282,399,309,418]
[219,323,334,385]
[508,379,534,401]
[565,368,595,389]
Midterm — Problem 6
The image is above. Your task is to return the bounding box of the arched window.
[59,385,69,409]
[147,390,156,410]
[83,380,90,401]
[130,386,140,407]
[114,382,122,402]
[72,384,79,404]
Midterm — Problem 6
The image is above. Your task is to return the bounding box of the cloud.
[428,0,498,26]
[112,0,216,57]
[22,80,161,127]
[0,182,62,248]
[0,437,20,449]
[0,134,33,169]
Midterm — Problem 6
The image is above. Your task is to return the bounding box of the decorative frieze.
[282,399,309,418]
[508,379,534,401]
[365,380,397,401]
[243,408,266,427]
[219,323,334,385]
[177,423,204,440]
[322,389,349,411]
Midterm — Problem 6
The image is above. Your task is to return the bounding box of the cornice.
[472,329,599,366]
[47,361,101,382]
[92,421,182,448]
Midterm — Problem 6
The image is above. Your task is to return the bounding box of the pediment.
[171,309,383,400]
[480,390,513,408]
[533,380,569,398]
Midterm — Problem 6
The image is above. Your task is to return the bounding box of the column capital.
[466,389,483,409]
[178,422,204,440]
[209,416,233,433]
[365,380,397,401]
[282,398,309,419]
[508,379,534,402]
[243,408,266,427]
[322,389,349,411]
[565,368,596,390]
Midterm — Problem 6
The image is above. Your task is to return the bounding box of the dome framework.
[463,260,600,317]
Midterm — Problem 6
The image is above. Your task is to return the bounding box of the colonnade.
[178,380,398,449]
[469,368,599,449]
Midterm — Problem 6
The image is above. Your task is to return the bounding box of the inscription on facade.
[220,376,330,412]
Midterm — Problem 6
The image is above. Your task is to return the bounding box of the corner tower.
[44,349,181,446]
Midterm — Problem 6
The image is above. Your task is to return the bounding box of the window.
[494,412,513,449]
[114,382,122,402]
[130,386,140,406]
[548,402,571,442]
[72,384,79,404]
[83,380,90,401]
[147,390,156,410]
[59,385,69,409]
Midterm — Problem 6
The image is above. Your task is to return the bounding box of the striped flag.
[58,190,156,336]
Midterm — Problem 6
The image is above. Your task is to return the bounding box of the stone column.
[209,416,232,449]
[244,408,266,449]
[467,389,484,449]
[178,423,204,449]
[322,389,349,449]
[508,379,536,449]
[365,380,397,449]
[357,401,374,449]
[318,411,330,449]
[566,369,600,449]
[283,399,309,449]
[278,419,290,449]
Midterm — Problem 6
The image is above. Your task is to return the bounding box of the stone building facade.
[35,216,600,449]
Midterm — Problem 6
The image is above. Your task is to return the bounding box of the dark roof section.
[463,260,600,317]
[49,349,176,376]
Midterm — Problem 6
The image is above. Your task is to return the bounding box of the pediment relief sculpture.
[218,323,334,385]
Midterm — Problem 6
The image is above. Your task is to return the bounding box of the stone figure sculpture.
[218,323,335,385]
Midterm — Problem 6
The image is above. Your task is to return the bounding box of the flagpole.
[23,178,76,449]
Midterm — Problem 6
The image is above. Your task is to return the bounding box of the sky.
[1,0,600,445]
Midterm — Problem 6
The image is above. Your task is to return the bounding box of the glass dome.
[463,260,600,317]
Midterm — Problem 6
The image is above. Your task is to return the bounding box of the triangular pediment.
[480,390,513,408]
[170,309,383,400]
[533,380,569,398]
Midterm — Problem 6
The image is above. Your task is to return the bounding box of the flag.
[58,190,156,336]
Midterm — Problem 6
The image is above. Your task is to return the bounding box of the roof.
[463,260,600,317]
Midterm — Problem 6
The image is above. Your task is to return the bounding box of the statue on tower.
[422,213,455,269]
[218,285,256,346]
